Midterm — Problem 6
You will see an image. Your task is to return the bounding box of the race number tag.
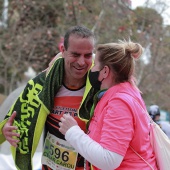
[42,132,78,170]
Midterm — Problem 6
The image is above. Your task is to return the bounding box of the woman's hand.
[59,114,78,135]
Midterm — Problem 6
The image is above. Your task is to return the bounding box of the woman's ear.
[103,65,110,78]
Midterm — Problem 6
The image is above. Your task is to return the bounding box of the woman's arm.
[59,114,123,170]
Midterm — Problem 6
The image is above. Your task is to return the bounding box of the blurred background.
[0,0,170,169]
[0,0,170,112]
[0,0,170,113]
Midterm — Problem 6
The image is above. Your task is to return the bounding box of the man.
[0,25,98,170]
[148,105,161,124]
[149,104,170,139]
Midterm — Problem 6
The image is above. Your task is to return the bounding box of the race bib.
[42,132,78,170]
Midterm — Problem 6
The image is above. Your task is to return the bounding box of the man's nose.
[77,56,85,66]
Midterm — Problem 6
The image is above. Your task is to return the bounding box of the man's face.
[155,115,160,121]
[62,35,94,81]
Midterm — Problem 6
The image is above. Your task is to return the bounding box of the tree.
[0,0,170,112]
[129,5,170,111]
[0,0,131,94]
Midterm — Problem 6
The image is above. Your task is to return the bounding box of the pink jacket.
[88,82,158,170]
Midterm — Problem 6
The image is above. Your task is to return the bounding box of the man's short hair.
[64,25,95,50]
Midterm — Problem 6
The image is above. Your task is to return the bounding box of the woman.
[59,40,158,170]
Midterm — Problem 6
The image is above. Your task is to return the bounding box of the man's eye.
[73,54,79,57]
[85,55,92,59]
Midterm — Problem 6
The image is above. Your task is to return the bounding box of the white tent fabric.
[0,85,25,121]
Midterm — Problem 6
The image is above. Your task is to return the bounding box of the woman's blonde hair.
[96,39,143,88]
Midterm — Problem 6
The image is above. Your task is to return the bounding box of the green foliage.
[134,7,163,32]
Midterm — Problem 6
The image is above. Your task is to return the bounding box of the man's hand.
[2,111,20,147]
[59,114,78,135]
